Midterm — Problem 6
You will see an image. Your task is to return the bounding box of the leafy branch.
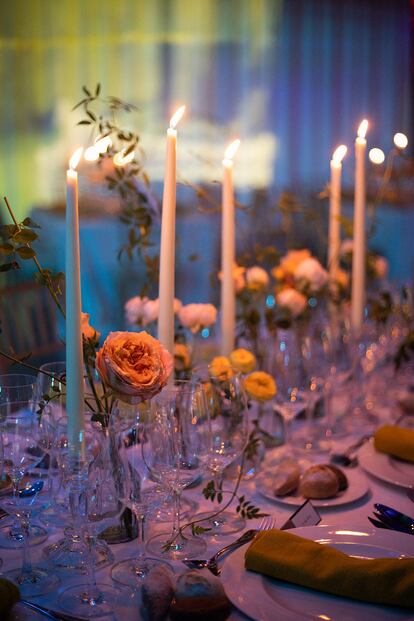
[162,435,268,549]
[0,197,66,317]
[74,84,159,296]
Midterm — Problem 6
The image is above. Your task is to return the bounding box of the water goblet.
[146,380,211,560]
[111,411,172,586]
[0,401,59,596]
[58,430,125,618]
[194,366,249,536]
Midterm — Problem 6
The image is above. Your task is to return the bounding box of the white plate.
[358,439,414,489]
[221,525,414,621]
[256,467,369,507]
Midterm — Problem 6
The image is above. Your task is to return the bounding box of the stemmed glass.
[0,374,48,548]
[268,329,307,450]
[146,380,211,560]
[58,427,125,618]
[43,415,113,572]
[0,401,60,596]
[194,366,249,536]
[111,410,171,586]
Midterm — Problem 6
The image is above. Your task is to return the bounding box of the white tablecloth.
[4,444,414,621]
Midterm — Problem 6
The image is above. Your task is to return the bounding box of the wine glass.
[0,401,60,596]
[267,329,308,449]
[58,427,125,618]
[146,380,211,560]
[0,374,36,408]
[43,415,113,572]
[194,366,249,536]
[0,375,48,548]
[111,410,171,586]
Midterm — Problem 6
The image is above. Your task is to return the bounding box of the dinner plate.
[358,439,414,489]
[256,467,369,507]
[221,525,414,621]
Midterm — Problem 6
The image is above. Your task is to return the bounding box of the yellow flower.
[271,266,285,281]
[229,348,256,374]
[244,371,277,402]
[174,343,191,371]
[209,356,233,380]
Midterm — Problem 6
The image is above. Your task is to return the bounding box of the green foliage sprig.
[162,434,268,550]
[74,84,158,296]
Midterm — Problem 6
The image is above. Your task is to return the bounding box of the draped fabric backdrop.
[0,0,412,337]
[0,0,411,219]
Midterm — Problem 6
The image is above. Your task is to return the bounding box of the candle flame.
[169,105,186,129]
[69,147,84,170]
[224,139,241,161]
[357,119,368,139]
[84,146,99,162]
[369,148,385,165]
[332,144,347,165]
[94,134,112,153]
[393,132,408,150]
[113,148,135,167]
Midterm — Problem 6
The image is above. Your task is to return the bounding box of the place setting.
[1,2,414,619]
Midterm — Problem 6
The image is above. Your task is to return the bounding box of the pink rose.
[81,312,100,341]
[96,331,173,403]
[276,288,307,318]
[178,303,217,333]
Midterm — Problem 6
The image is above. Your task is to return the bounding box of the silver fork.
[182,515,276,576]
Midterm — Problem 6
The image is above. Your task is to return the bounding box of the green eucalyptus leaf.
[0,243,14,255]
[22,217,41,229]
[14,229,38,243]
[16,246,36,259]
[0,224,18,238]
[0,261,19,271]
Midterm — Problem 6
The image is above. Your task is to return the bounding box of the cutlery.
[182,515,275,575]
[374,503,414,533]
[372,511,414,535]
[368,516,391,530]
[330,434,371,467]
[19,600,80,621]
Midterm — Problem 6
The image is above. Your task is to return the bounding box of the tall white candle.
[221,139,240,356]
[66,147,85,456]
[328,145,347,280]
[157,105,185,355]
[351,119,368,334]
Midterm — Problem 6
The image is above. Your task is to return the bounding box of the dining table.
[3,421,414,621]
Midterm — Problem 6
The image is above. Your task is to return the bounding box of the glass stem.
[283,415,291,446]
[172,489,182,536]
[135,513,147,563]
[85,532,101,602]
[20,514,33,577]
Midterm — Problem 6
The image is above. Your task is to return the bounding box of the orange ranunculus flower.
[209,356,233,381]
[96,331,173,403]
[244,371,277,402]
[229,348,256,374]
[81,312,101,341]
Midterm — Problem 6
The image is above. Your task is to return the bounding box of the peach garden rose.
[96,331,173,403]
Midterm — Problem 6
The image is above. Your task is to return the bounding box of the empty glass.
[194,367,249,536]
[0,401,59,596]
[146,380,211,560]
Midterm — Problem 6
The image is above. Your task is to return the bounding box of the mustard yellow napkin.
[245,529,414,608]
[0,577,20,615]
[374,425,414,463]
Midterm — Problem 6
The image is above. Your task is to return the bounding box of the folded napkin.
[374,425,414,463]
[0,577,20,616]
[245,529,414,608]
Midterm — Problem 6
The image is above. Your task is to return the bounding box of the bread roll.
[299,465,339,499]
[141,565,175,621]
[273,463,301,496]
[325,464,348,491]
[170,569,231,621]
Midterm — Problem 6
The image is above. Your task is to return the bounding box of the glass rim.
[0,373,36,387]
